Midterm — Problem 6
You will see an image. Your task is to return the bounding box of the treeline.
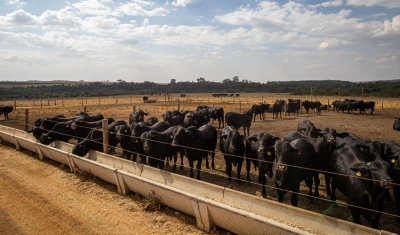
[0,80,399,101]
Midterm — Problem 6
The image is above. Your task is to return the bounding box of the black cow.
[131,121,170,163]
[272,100,285,119]
[284,129,349,197]
[115,125,134,160]
[180,94,186,97]
[330,144,394,229]
[332,100,343,112]
[39,114,105,145]
[339,100,364,114]
[29,115,65,137]
[336,133,371,148]
[220,126,245,184]
[297,120,321,138]
[146,117,158,125]
[140,126,183,171]
[71,121,124,157]
[70,118,115,143]
[0,106,13,120]
[143,96,148,103]
[162,111,183,126]
[362,101,375,114]
[171,124,217,179]
[182,110,208,128]
[302,101,322,114]
[129,110,149,125]
[245,132,280,198]
[225,109,253,136]
[197,106,225,128]
[273,139,315,206]
[317,104,331,115]
[251,104,270,121]
[286,99,300,117]
[394,118,400,131]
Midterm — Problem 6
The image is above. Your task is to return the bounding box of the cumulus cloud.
[354,57,363,61]
[6,0,26,8]
[171,0,201,7]
[310,0,343,9]
[347,0,400,9]
[318,38,353,50]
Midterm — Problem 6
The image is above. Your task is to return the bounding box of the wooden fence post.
[102,119,109,154]
[133,106,136,113]
[382,99,384,110]
[84,107,87,114]
[178,102,180,112]
[328,99,330,112]
[62,98,64,107]
[14,99,16,109]
[239,101,242,113]
[24,109,29,132]
[99,98,100,105]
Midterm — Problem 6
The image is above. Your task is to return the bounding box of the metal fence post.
[102,119,109,154]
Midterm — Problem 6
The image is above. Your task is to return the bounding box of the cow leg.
[196,158,202,180]
[180,149,185,170]
[140,154,147,164]
[349,207,363,225]
[394,187,400,222]
[236,160,243,185]
[204,155,210,169]
[243,126,246,136]
[331,179,337,201]
[325,173,332,198]
[172,152,178,172]
[313,173,320,198]
[211,152,215,170]
[246,159,251,184]
[225,158,232,183]
[291,183,300,207]
[258,168,267,198]
[132,153,138,162]
[276,182,285,203]
[159,160,164,170]
[188,159,194,178]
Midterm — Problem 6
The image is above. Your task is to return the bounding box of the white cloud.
[354,56,363,61]
[6,0,26,8]
[347,0,400,9]
[117,2,169,17]
[310,0,343,9]
[215,1,400,40]
[318,38,353,50]
[142,18,149,26]
[284,58,289,63]
[171,0,201,7]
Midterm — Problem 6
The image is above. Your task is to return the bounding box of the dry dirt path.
[0,143,213,235]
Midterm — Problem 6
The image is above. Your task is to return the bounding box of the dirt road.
[0,143,209,235]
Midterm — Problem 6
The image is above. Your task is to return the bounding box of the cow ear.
[265,146,275,156]
[350,162,368,176]
[290,146,301,155]
[355,144,368,152]
[299,129,306,133]
[239,135,246,141]
[144,112,149,116]
[248,137,257,144]
[337,132,349,138]
[388,156,399,165]
[316,133,324,139]
[273,137,281,142]
[184,129,192,137]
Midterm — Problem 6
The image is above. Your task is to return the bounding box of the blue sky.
[0,0,399,83]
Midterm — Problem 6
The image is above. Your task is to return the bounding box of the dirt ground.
[1,95,400,234]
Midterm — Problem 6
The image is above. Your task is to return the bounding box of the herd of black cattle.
[16,98,400,230]
[0,97,399,229]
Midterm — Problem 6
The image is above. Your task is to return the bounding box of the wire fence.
[5,116,399,223]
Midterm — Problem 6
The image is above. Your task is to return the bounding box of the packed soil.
[1,95,400,234]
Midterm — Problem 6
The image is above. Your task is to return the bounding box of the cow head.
[273,140,299,187]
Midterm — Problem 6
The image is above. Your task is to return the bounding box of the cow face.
[273,140,300,187]
[220,126,244,155]
[350,161,394,189]
[171,126,186,147]
[72,143,89,157]
[39,134,53,145]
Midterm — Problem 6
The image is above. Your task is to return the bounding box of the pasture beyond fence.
[0,125,395,235]
[1,94,398,111]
